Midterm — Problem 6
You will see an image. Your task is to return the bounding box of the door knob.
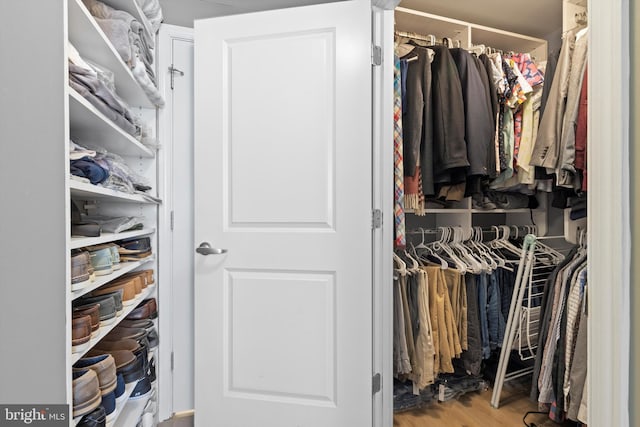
[196,242,228,255]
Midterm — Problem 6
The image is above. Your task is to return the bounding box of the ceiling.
[159,0,562,41]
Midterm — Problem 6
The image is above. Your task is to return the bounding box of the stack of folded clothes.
[68,43,140,136]
[82,0,164,107]
[69,140,154,195]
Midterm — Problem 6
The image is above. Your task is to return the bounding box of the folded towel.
[136,0,162,34]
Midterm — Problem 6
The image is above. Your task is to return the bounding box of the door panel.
[194,1,372,426]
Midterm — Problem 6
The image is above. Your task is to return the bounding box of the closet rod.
[394,30,437,45]
[405,226,542,236]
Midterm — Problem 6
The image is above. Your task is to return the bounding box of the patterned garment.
[394,54,406,248]
[514,53,545,87]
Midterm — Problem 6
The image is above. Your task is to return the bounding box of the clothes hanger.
[437,227,467,273]
[393,252,407,276]
[467,227,498,270]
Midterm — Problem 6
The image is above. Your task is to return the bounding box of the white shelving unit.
[394,5,550,239]
[64,0,163,424]
[70,229,156,250]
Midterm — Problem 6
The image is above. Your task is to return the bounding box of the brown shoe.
[92,279,136,306]
[71,250,91,291]
[94,338,140,353]
[104,327,148,342]
[73,304,100,337]
[72,315,92,353]
[120,271,148,290]
[125,298,157,320]
[72,369,101,417]
[87,349,142,384]
[73,354,117,396]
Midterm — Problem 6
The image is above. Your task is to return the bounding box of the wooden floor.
[159,383,570,427]
[394,382,556,427]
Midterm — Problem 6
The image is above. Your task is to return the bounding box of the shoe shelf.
[72,255,155,300]
[72,285,156,364]
[69,89,155,159]
[70,228,156,250]
[68,0,154,108]
[70,180,162,204]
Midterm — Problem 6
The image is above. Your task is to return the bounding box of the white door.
[193,1,373,426]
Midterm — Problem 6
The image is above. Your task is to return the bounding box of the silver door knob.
[196,242,228,255]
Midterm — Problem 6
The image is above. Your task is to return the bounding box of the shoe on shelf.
[73,304,101,337]
[141,269,154,286]
[94,338,141,353]
[76,293,120,324]
[147,356,156,385]
[114,372,126,403]
[91,280,136,306]
[73,354,117,396]
[72,315,92,354]
[118,319,154,331]
[107,244,121,271]
[146,328,159,349]
[77,406,106,427]
[88,348,142,384]
[72,369,102,418]
[86,246,113,276]
[117,237,151,254]
[121,271,149,291]
[71,250,91,291]
[126,298,157,320]
[105,327,148,343]
[129,375,152,400]
[101,390,116,424]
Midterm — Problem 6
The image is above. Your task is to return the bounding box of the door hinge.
[169,64,184,90]
[372,373,382,394]
[170,210,175,231]
[372,45,382,66]
[171,351,174,371]
[372,209,383,229]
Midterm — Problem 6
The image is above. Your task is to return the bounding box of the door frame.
[587,0,631,426]
[157,23,196,422]
[371,6,394,427]
[374,1,632,426]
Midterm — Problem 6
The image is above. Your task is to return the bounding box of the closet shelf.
[102,0,154,40]
[72,285,156,364]
[70,180,161,204]
[405,209,470,214]
[68,0,154,108]
[69,89,155,159]
[471,208,533,214]
[70,228,156,250]
[71,256,155,301]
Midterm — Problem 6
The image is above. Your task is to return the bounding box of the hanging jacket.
[450,48,494,176]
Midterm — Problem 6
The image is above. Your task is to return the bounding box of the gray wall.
[0,1,69,404]
[631,0,639,425]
